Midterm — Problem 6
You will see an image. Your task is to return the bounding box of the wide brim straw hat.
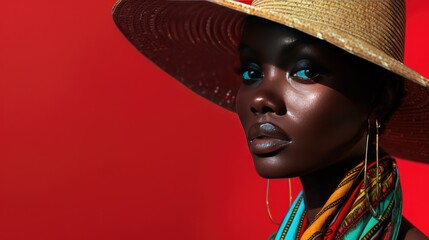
[112,0,429,163]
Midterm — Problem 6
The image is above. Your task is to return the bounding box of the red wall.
[1,1,428,239]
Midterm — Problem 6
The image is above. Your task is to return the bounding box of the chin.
[252,156,297,179]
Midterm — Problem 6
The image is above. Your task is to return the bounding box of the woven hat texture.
[112,0,429,162]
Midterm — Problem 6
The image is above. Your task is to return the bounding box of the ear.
[368,72,401,124]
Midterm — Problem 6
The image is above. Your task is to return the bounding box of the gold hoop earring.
[364,119,381,219]
[266,178,293,225]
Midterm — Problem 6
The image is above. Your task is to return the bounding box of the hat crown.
[251,0,406,61]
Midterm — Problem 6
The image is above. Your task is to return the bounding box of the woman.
[112,0,429,239]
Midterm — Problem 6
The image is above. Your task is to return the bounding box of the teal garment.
[269,160,402,240]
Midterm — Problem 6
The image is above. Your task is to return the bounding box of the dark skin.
[236,17,428,239]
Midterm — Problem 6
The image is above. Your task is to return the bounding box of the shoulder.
[398,217,429,240]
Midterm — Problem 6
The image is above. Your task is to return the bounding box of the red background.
[1,1,429,239]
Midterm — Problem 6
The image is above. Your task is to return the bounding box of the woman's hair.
[369,65,405,127]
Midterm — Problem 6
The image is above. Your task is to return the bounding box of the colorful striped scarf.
[271,153,402,240]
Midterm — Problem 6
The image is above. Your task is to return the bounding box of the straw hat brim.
[112,0,429,163]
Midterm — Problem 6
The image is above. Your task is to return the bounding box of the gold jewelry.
[266,178,293,225]
[364,119,382,220]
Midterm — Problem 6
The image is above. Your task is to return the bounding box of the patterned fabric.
[271,153,402,240]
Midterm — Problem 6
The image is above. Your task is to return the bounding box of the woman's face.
[236,17,377,178]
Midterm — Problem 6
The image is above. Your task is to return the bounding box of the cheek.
[284,88,318,122]
[235,87,247,126]
[236,85,258,129]
[287,87,366,150]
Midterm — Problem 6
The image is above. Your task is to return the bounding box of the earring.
[266,178,293,225]
[364,119,381,219]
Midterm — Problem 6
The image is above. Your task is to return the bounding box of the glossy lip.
[248,122,292,156]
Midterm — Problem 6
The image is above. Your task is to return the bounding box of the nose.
[249,69,287,116]
[251,96,286,115]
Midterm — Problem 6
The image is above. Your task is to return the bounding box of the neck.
[299,155,364,223]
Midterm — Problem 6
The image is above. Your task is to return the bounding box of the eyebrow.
[238,39,303,56]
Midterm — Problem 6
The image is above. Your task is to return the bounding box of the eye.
[241,63,263,83]
[293,69,320,80]
[291,58,324,83]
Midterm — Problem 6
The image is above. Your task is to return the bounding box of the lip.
[248,122,292,156]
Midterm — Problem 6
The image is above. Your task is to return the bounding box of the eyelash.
[292,69,320,82]
[240,63,263,84]
[238,62,321,84]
